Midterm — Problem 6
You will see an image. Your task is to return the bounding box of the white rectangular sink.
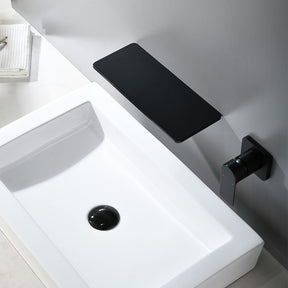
[0,83,263,288]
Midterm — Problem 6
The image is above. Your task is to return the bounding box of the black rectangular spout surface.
[93,43,222,142]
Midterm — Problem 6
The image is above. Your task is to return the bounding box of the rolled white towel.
[0,24,32,79]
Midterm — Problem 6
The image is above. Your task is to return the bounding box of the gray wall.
[13,0,288,268]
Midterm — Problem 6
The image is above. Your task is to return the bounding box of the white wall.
[13,0,288,268]
[0,0,11,20]
[0,0,11,9]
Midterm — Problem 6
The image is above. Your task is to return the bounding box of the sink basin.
[0,83,263,288]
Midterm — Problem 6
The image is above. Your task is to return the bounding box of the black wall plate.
[241,136,273,180]
[93,43,222,142]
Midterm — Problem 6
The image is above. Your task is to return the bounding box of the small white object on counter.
[0,24,32,79]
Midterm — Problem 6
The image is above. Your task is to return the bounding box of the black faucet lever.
[220,136,273,205]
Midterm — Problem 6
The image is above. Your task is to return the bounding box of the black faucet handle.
[220,136,273,206]
[220,162,237,205]
[220,157,249,205]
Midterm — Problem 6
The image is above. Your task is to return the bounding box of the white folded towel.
[0,24,32,79]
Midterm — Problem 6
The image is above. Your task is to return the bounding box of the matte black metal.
[93,43,222,142]
[220,136,273,205]
[88,205,120,231]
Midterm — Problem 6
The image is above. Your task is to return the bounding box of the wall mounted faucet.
[93,43,222,142]
[220,136,273,205]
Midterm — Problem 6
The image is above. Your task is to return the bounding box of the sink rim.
[0,82,263,288]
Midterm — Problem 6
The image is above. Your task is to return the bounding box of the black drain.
[88,205,120,231]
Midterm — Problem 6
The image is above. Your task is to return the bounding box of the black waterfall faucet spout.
[220,136,273,205]
[93,43,221,142]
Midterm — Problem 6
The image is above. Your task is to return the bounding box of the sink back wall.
[12,0,288,268]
